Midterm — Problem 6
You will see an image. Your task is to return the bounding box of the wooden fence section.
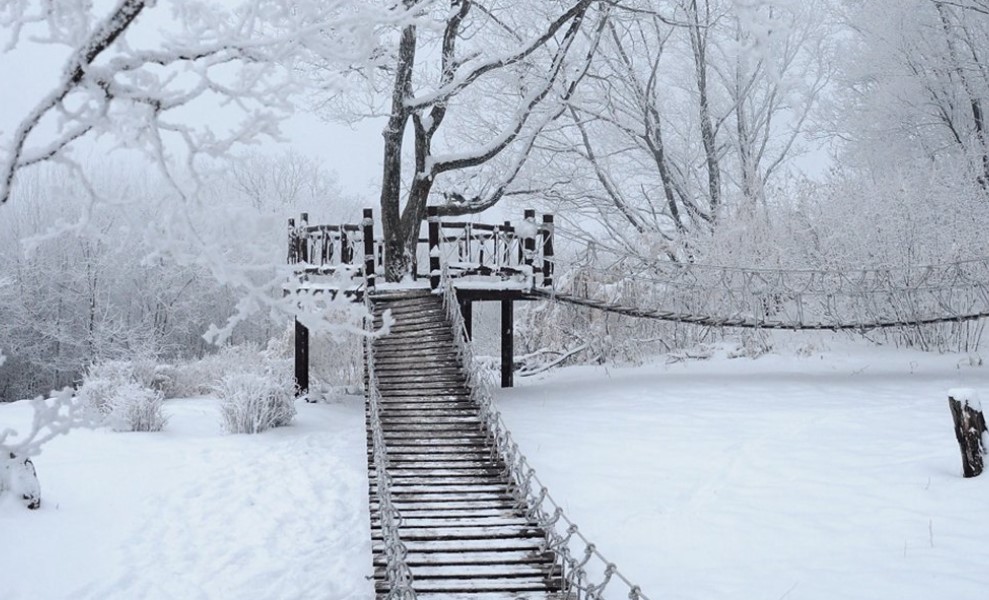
[287,207,555,292]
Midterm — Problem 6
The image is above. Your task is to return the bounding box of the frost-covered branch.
[0,389,93,458]
[1,0,369,209]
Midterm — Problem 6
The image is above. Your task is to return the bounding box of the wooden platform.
[367,289,567,599]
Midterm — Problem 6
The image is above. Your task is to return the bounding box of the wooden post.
[341,227,352,265]
[287,218,297,264]
[363,208,375,291]
[299,212,310,263]
[503,220,513,268]
[428,206,441,290]
[523,208,536,270]
[948,391,988,477]
[459,297,473,341]
[294,318,309,398]
[541,214,554,287]
[501,299,514,388]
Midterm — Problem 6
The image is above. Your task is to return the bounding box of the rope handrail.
[363,275,417,599]
[439,261,651,600]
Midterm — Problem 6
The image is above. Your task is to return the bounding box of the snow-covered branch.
[0,389,93,458]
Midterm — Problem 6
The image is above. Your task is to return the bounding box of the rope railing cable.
[533,250,989,330]
[440,263,651,600]
[362,275,416,599]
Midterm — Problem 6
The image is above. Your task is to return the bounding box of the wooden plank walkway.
[367,289,567,599]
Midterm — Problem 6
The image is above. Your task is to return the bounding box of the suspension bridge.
[288,208,989,599]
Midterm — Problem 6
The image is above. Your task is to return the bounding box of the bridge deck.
[367,289,567,598]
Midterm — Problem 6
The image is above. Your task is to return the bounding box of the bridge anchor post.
[948,391,987,477]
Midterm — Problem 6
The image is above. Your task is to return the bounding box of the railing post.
[523,208,536,269]
[341,226,352,265]
[299,212,310,263]
[363,208,376,292]
[503,220,513,267]
[542,214,554,287]
[428,206,441,290]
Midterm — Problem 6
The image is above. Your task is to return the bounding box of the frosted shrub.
[78,361,168,432]
[172,342,292,398]
[105,382,167,433]
[216,372,296,434]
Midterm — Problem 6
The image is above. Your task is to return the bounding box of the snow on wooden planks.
[367,289,566,599]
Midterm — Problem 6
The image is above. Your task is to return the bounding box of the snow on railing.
[439,261,651,600]
[362,277,416,599]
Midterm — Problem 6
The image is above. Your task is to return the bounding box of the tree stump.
[1,452,42,509]
[948,390,988,478]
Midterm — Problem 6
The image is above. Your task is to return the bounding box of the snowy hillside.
[2,340,988,599]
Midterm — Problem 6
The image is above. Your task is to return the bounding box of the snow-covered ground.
[0,398,373,600]
[499,339,989,600]
[2,339,989,599]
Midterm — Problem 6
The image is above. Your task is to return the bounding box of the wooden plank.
[411,592,566,600]
[372,516,533,529]
[372,538,545,553]
[371,525,543,541]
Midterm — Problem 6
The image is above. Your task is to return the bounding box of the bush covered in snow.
[188,340,299,434]
[78,361,168,432]
[216,371,296,434]
[170,340,295,398]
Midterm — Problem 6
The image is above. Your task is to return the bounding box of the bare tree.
[333,0,608,279]
[545,0,831,261]
[834,0,989,189]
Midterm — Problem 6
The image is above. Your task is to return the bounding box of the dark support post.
[542,214,554,287]
[523,208,536,270]
[362,208,375,291]
[290,215,308,398]
[501,299,514,388]
[294,319,309,398]
[459,297,473,340]
[287,218,296,264]
[428,206,441,290]
[948,392,987,477]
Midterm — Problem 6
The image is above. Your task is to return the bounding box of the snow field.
[2,341,989,599]
[497,343,989,600]
[0,398,373,600]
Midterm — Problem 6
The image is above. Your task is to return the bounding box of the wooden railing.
[288,206,554,291]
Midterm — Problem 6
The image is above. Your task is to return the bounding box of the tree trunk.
[688,0,722,220]
[948,392,988,477]
[380,18,418,282]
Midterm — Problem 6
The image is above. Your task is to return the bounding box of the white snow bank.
[0,397,372,600]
